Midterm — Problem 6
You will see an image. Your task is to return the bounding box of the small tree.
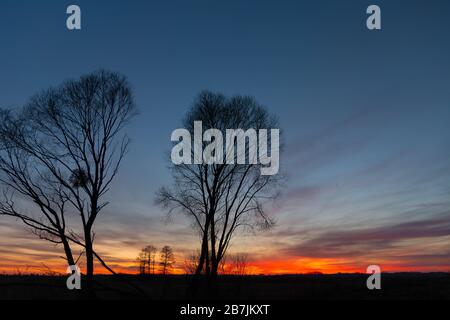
[229,253,249,276]
[136,245,157,275]
[160,245,175,275]
[183,251,200,275]
[137,251,146,275]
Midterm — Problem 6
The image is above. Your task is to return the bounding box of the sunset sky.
[0,0,449,275]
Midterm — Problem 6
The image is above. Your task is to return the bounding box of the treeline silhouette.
[136,245,175,275]
[135,245,249,277]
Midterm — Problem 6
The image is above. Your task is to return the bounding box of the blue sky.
[0,0,449,273]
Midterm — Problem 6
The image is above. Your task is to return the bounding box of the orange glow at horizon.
[1,256,449,276]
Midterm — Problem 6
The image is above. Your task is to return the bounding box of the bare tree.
[0,70,136,289]
[0,111,77,267]
[157,91,281,290]
[136,251,147,275]
[148,245,158,274]
[160,245,175,275]
[183,250,200,275]
[136,245,157,275]
[229,253,249,276]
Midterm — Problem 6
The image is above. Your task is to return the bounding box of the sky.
[0,0,449,274]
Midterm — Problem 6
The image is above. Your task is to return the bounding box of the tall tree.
[0,70,136,288]
[157,91,281,290]
[160,245,175,275]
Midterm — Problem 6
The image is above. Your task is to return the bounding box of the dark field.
[0,273,449,300]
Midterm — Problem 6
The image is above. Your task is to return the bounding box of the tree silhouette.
[136,245,157,275]
[183,251,200,275]
[157,91,281,292]
[229,253,249,276]
[0,70,136,291]
[160,245,175,275]
[0,130,76,267]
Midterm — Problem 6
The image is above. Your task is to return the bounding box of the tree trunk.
[61,236,75,266]
[209,217,216,276]
[187,224,210,297]
[84,226,95,298]
[205,241,210,276]
[85,231,94,276]
[195,217,211,276]
[84,197,98,296]
[209,259,219,297]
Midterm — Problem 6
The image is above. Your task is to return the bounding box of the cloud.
[283,214,450,259]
